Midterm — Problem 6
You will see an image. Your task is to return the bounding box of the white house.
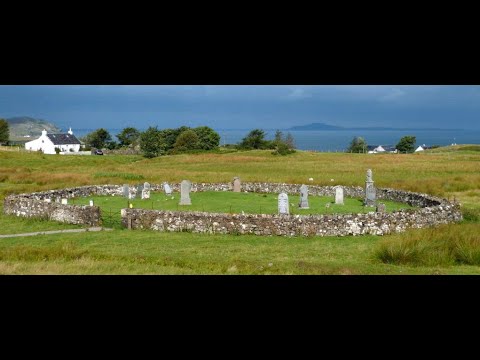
[25,128,81,154]
[415,146,424,152]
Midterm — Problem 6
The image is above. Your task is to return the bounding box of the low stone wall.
[120,203,461,237]
[3,183,463,235]
[3,196,101,226]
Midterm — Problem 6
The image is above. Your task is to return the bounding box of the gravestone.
[335,186,344,205]
[233,177,241,192]
[376,203,386,213]
[89,200,94,206]
[179,180,192,205]
[136,184,144,199]
[278,192,289,215]
[364,169,376,207]
[164,183,172,195]
[55,197,60,203]
[123,184,129,198]
[298,185,309,209]
[142,182,151,199]
[61,198,68,205]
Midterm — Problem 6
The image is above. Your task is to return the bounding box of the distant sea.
[72,128,480,152]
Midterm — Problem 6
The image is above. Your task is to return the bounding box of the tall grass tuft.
[375,224,480,266]
[0,242,89,262]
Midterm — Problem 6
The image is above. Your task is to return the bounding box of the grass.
[375,223,480,267]
[71,191,413,217]
[0,146,479,274]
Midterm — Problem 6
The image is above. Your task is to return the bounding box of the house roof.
[46,133,81,145]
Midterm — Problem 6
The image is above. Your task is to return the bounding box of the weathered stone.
[278,192,289,214]
[376,203,386,213]
[164,183,172,195]
[298,185,309,209]
[335,186,344,205]
[364,169,376,207]
[123,184,129,198]
[233,177,241,192]
[179,180,192,205]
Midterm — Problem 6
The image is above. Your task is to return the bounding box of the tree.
[285,133,295,150]
[81,128,115,149]
[173,129,200,153]
[193,126,220,150]
[117,127,140,147]
[396,135,416,153]
[140,126,163,158]
[347,136,367,153]
[238,129,268,149]
[0,118,9,145]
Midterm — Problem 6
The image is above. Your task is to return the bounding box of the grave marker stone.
[298,185,309,209]
[136,184,144,199]
[89,200,94,206]
[123,184,129,198]
[179,180,192,205]
[335,186,344,205]
[364,169,376,207]
[233,177,241,192]
[61,198,68,205]
[164,183,172,195]
[278,192,289,215]
[142,182,151,199]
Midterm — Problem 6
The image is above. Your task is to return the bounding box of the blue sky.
[1,85,479,130]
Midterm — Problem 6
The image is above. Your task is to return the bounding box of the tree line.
[81,126,296,158]
[347,135,424,153]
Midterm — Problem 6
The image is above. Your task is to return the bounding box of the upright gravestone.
[164,183,172,195]
[89,200,94,206]
[335,186,344,205]
[179,180,192,205]
[61,198,68,205]
[298,185,309,209]
[364,169,376,207]
[123,184,129,198]
[136,184,144,199]
[128,186,137,199]
[233,177,241,193]
[278,192,289,215]
[142,182,151,199]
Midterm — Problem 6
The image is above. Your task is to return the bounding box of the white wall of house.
[25,129,80,154]
[415,146,424,152]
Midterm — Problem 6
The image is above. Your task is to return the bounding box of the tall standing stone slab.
[123,184,129,198]
[298,185,309,209]
[233,177,241,193]
[164,183,172,195]
[364,169,376,207]
[278,192,289,215]
[142,182,151,199]
[335,186,344,205]
[179,180,192,205]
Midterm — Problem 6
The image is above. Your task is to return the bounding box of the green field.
[0,146,479,274]
[69,191,414,228]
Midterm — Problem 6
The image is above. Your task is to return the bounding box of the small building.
[367,145,397,154]
[415,144,432,152]
[25,128,81,154]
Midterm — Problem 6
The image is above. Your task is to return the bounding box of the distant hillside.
[5,116,61,140]
[288,123,344,131]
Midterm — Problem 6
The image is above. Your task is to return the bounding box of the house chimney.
[68,127,73,135]
[41,129,47,136]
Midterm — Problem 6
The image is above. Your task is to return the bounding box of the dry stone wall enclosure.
[3,183,463,236]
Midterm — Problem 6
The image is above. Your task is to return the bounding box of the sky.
[1,85,479,130]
